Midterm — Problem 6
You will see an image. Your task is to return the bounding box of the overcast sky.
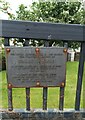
[0,0,37,19]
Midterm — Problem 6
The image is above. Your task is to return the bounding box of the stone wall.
[0,109,85,120]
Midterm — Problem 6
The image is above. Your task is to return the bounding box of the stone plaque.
[5,47,67,88]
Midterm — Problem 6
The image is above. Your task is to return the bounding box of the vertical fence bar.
[4,38,13,111]
[75,42,85,110]
[24,39,30,111]
[59,87,64,110]
[26,88,30,111]
[8,88,13,111]
[43,87,48,110]
[4,38,10,46]
[59,42,68,110]
[43,41,49,110]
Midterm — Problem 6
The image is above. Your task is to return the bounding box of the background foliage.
[0,0,85,48]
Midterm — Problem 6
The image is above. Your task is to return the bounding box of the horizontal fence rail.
[0,20,85,41]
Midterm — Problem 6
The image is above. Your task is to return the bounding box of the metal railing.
[0,20,85,111]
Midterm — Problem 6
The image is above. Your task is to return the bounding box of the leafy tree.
[15,1,84,24]
[0,0,15,19]
[1,1,85,49]
[0,0,9,12]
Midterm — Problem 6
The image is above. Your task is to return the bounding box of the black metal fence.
[0,20,85,111]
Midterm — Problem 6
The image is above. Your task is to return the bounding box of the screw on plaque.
[6,48,10,54]
[61,82,65,87]
[63,48,67,54]
[35,48,40,56]
[36,81,40,86]
[8,83,12,88]
[35,48,40,53]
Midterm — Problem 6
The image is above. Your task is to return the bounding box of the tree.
[15,1,84,24]
[0,0,9,12]
[0,0,15,19]
[1,1,85,49]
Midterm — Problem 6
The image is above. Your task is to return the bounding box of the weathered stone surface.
[0,109,85,120]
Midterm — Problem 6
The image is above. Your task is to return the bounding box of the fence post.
[4,38,10,46]
[24,39,30,111]
[75,42,85,110]
[59,42,68,110]
[4,38,13,111]
[43,41,49,110]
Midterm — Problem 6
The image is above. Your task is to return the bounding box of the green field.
[0,62,84,109]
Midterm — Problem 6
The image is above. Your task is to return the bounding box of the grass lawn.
[0,62,84,109]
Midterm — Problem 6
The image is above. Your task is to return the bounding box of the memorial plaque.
[5,47,67,88]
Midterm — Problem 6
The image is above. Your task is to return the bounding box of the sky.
[0,0,37,19]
